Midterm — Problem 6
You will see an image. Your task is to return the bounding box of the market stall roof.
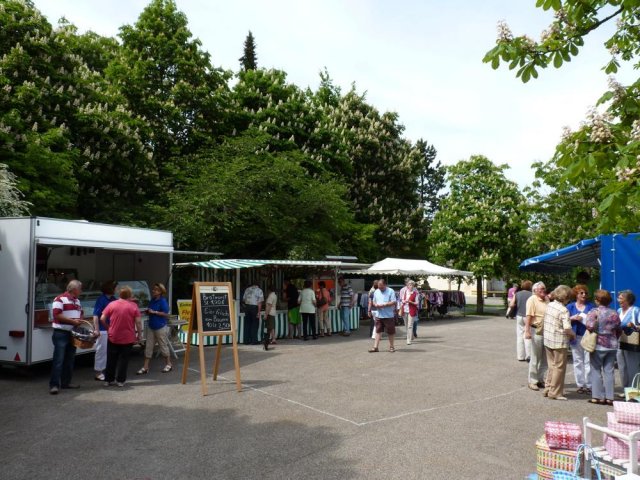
[351,257,473,277]
[519,237,601,273]
[175,259,369,269]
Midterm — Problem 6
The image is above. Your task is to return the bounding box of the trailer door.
[0,218,32,364]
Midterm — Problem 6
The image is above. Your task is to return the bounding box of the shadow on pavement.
[3,397,355,480]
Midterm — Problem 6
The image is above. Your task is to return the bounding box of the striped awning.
[181,259,345,269]
[191,259,268,269]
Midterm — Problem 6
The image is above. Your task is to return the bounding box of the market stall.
[343,257,474,318]
[519,233,640,309]
[174,259,366,345]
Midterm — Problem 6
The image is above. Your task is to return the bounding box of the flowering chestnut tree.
[429,156,527,313]
[484,0,640,231]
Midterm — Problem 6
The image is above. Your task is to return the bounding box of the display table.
[180,305,361,346]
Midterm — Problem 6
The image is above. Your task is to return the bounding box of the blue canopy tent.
[519,233,640,308]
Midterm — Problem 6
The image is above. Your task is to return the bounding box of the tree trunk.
[476,276,484,314]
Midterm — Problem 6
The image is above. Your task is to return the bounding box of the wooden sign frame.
[180,282,241,395]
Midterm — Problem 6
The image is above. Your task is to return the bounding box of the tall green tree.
[414,139,445,223]
[166,131,370,258]
[0,0,152,220]
[429,156,527,313]
[107,0,232,196]
[525,157,607,255]
[325,89,427,255]
[483,0,640,232]
[0,163,31,216]
[239,30,257,71]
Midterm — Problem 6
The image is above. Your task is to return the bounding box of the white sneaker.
[116,382,125,387]
[406,342,411,345]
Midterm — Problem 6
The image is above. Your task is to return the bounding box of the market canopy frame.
[351,257,473,277]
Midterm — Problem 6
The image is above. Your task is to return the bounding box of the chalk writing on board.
[196,287,232,332]
[201,293,228,306]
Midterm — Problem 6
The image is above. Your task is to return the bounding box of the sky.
[33,0,635,188]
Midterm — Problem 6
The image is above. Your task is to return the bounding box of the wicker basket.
[71,320,96,349]
[536,435,578,479]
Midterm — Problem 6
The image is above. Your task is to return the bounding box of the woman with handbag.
[617,290,640,394]
[566,284,595,395]
[585,289,621,405]
[316,281,331,337]
[542,285,576,400]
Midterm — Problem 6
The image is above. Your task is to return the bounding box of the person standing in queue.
[316,281,331,337]
[242,281,264,345]
[137,283,172,374]
[524,281,549,391]
[586,289,621,405]
[566,284,594,395]
[101,286,142,387]
[369,279,396,353]
[338,276,354,336]
[284,279,300,339]
[92,280,117,382]
[299,280,318,340]
[264,285,278,344]
[542,285,576,400]
[49,280,84,394]
[513,280,532,362]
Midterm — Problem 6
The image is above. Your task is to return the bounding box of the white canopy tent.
[363,257,473,277]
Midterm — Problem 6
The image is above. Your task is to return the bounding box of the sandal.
[161,365,172,373]
[368,347,379,353]
[588,398,605,405]
[136,367,148,375]
[605,399,614,406]
[389,347,395,353]
[577,387,585,394]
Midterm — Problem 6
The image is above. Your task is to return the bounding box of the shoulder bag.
[580,321,598,353]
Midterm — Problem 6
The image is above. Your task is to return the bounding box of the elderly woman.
[542,285,576,400]
[566,284,595,395]
[401,280,419,345]
[618,290,640,392]
[101,285,143,387]
[586,289,622,405]
[137,283,172,374]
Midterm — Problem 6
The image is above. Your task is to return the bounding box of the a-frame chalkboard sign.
[181,282,241,395]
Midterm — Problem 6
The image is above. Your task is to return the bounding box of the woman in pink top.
[101,286,142,387]
[316,281,331,337]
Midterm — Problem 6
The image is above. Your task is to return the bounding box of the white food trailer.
[0,217,173,366]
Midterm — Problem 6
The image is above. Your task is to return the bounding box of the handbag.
[552,444,602,480]
[580,322,598,353]
[316,290,327,307]
[625,373,640,402]
[621,309,640,346]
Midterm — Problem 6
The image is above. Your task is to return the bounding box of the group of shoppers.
[366,278,422,353]
[49,280,172,394]
[511,277,640,404]
[242,276,355,345]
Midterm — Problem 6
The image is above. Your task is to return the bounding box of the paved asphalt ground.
[1,312,615,480]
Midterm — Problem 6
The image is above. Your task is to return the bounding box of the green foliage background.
[0,0,445,262]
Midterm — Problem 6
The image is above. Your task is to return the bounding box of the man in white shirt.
[369,279,397,353]
[243,283,264,345]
